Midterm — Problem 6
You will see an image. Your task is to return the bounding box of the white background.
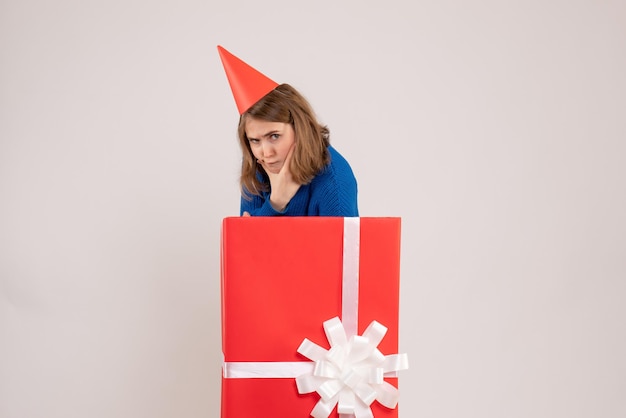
[1,1,625,417]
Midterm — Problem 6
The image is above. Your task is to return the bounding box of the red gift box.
[220,217,404,417]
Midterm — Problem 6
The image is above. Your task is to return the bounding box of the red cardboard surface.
[220,217,401,417]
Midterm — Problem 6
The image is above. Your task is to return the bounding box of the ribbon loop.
[383,353,410,373]
[318,379,344,402]
[338,389,356,414]
[374,381,400,409]
[362,321,387,347]
[298,338,328,361]
[367,367,384,385]
[311,397,337,418]
[353,381,378,406]
[341,368,364,389]
[324,316,348,347]
[346,335,376,363]
[296,374,325,394]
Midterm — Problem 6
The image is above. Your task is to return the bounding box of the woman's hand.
[260,144,300,212]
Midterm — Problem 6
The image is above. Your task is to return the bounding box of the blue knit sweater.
[240,146,359,216]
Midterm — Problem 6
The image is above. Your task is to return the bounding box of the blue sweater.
[240,146,359,216]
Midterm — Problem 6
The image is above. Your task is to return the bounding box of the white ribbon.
[296,317,409,418]
[223,361,314,378]
[222,217,409,417]
[342,217,361,338]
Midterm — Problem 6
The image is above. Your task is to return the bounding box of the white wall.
[1,1,625,417]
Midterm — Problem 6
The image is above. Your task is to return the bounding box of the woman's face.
[245,117,295,174]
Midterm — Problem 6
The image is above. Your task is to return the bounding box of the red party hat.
[217,45,279,114]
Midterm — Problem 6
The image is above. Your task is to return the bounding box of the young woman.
[218,46,358,216]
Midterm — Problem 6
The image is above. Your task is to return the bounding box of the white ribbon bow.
[296,316,409,418]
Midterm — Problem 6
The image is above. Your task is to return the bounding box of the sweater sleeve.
[314,174,359,216]
[240,192,285,216]
[311,147,359,217]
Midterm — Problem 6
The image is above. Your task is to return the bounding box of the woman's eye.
[248,138,259,144]
[270,134,280,140]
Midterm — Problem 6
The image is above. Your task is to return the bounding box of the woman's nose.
[260,141,274,157]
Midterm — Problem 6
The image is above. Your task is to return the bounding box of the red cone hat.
[218,45,279,114]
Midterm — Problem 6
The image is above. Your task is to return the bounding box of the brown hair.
[237,83,330,198]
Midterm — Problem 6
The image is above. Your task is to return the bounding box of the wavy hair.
[237,83,330,198]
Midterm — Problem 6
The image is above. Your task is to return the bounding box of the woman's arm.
[240,193,286,216]
[314,147,359,217]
